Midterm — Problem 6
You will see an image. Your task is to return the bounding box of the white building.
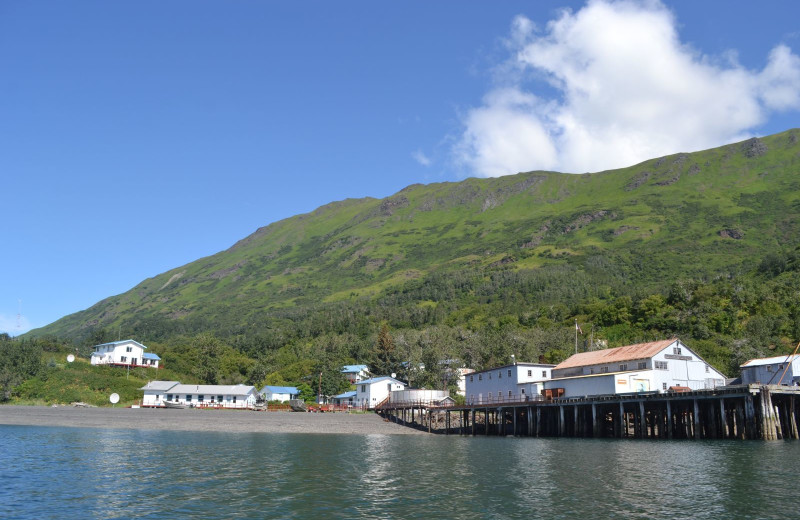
[455,367,475,397]
[465,362,556,405]
[356,376,406,409]
[90,339,161,369]
[741,354,800,385]
[140,380,180,407]
[341,364,370,383]
[544,338,726,398]
[260,385,300,402]
[164,384,259,409]
[332,390,357,405]
[389,388,450,406]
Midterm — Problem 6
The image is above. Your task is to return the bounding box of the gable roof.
[341,364,369,373]
[94,339,149,350]
[358,376,406,386]
[142,353,161,360]
[741,354,800,367]
[170,384,257,396]
[140,380,180,391]
[260,385,299,395]
[554,339,679,370]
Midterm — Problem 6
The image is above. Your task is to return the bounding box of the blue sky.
[2,0,799,335]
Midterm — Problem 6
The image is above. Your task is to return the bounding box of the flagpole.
[575,319,578,355]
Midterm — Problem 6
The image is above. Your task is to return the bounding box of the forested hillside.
[18,129,800,399]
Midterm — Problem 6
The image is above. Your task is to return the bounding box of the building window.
[589,368,594,374]
[542,370,547,377]
[767,365,774,373]
[233,396,237,403]
[705,364,710,373]
[528,370,532,377]
[662,383,667,390]
[521,388,525,395]
[167,394,172,401]
[121,356,127,363]
[217,395,223,403]
[498,371,502,379]
[508,370,512,378]
[489,374,492,380]
[673,347,682,355]
[126,346,132,352]
[186,395,192,402]
[508,391,512,398]
[638,362,647,370]
[470,375,474,382]
[478,374,482,381]
[488,392,492,400]
[600,366,609,373]
[655,361,668,370]
[619,364,628,371]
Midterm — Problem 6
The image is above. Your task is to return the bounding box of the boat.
[164,401,188,409]
[288,399,308,412]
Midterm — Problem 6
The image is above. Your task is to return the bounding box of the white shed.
[260,385,300,402]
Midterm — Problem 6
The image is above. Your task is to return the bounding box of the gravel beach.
[0,405,426,435]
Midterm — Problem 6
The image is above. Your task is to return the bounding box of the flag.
[575,321,583,334]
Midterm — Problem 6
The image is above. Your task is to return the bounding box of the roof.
[358,376,406,386]
[341,364,369,373]
[94,339,148,350]
[142,353,161,360]
[741,354,800,368]
[170,384,257,396]
[554,339,679,370]
[470,362,556,376]
[140,380,180,391]
[260,385,299,395]
[334,391,357,399]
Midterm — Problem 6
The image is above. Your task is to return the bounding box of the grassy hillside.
[23,130,800,387]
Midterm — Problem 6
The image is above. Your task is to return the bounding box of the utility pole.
[318,372,322,405]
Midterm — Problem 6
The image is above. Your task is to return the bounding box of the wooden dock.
[377,385,800,440]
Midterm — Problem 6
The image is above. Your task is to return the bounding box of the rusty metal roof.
[554,339,679,369]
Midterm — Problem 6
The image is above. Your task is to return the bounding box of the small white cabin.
[90,339,161,369]
[260,385,300,402]
[140,381,180,407]
[356,376,406,409]
[741,355,800,385]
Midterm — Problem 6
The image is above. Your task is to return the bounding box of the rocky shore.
[0,405,425,435]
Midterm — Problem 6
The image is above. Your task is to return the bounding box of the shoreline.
[0,405,426,435]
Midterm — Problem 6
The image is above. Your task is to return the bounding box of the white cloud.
[412,149,432,167]
[0,314,31,336]
[455,0,800,176]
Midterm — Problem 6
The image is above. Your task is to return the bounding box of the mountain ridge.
[30,129,800,353]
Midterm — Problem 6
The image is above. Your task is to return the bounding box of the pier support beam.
[592,404,599,438]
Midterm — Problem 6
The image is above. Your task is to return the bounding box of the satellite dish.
[67,354,75,363]
[391,373,396,379]
[109,393,120,404]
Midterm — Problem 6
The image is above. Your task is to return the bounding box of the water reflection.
[2,426,800,519]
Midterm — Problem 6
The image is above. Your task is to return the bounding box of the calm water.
[1,425,799,519]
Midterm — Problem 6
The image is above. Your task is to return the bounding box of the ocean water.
[1,425,799,519]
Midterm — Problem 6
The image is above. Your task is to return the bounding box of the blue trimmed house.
[90,339,161,369]
[260,385,300,402]
[356,376,406,409]
[341,364,370,383]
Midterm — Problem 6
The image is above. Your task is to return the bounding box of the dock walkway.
[377,385,800,440]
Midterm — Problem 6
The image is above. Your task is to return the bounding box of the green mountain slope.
[31,130,800,363]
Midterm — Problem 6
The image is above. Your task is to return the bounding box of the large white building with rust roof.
[543,338,726,398]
